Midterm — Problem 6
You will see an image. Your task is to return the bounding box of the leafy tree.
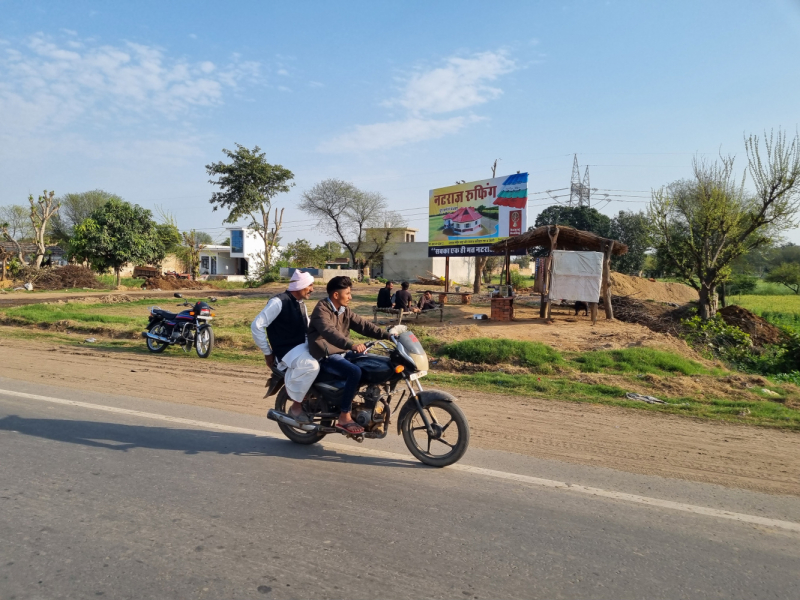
[50,190,120,246]
[156,223,183,254]
[534,205,612,238]
[282,238,326,268]
[649,130,800,319]
[179,230,205,280]
[298,178,405,269]
[206,144,294,271]
[765,263,800,294]
[71,199,166,286]
[609,210,651,274]
[194,231,214,246]
[0,204,33,241]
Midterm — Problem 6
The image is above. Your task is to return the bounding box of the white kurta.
[251,296,320,402]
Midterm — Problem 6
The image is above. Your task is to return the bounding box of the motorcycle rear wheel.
[146,322,169,353]
[401,399,470,467]
[274,388,327,445]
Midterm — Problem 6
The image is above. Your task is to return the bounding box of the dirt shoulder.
[0,337,797,496]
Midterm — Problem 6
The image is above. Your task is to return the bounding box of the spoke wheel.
[401,399,469,467]
[275,388,328,445]
[146,322,169,353]
[195,326,214,358]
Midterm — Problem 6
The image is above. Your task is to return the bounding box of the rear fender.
[395,389,457,435]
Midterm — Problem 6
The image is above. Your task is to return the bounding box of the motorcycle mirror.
[174,293,183,299]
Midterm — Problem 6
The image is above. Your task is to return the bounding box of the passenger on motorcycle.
[307,275,392,434]
[251,270,318,423]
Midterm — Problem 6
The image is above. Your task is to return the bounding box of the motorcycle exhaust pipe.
[267,409,318,432]
[142,332,173,344]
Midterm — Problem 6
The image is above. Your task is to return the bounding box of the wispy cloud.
[0,32,260,136]
[319,50,516,153]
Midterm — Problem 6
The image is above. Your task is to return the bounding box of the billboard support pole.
[444,257,450,293]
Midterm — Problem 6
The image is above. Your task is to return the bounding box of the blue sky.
[2,0,799,244]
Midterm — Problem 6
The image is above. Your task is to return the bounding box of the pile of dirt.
[611,295,693,336]
[719,305,786,347]
[141,276,209,290]
[14,265,102,290]
[610,272,698,304]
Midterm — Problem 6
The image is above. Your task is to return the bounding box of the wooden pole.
[444,256,450,293]
[505,245,511,286]
[602,240,614,320]
[540,225,560,319]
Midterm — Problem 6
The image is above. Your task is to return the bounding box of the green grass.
[96,275,146,288]
[3,303,141,325]
[570,347,715,376]
[440,338,563,372]
[729,295,800,333]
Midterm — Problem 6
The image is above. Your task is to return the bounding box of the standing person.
[393,281,419,313]
[251,270,318,423]
[376,281,394,308]
[308,276,400,434]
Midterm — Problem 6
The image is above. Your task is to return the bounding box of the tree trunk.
[473,256,488,293]
[698,284,718,320]
[115,267,121,287]
[1,256,6,281]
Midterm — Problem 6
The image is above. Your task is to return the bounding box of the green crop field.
[731,295,800,333]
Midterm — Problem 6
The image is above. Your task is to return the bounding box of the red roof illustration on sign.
[443,206,482,223]
[493,173,528,209]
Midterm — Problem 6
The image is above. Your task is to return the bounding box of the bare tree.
[649,129,800,319]
[26,191,60,269]
[299,179,405,270]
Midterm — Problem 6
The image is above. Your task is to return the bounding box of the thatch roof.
[491,225,628,256]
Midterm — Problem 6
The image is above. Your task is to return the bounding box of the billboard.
[428,173,528,257]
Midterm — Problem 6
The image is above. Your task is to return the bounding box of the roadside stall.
[490,225,628,323]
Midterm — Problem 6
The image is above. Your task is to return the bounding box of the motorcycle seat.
[152,308,179,320]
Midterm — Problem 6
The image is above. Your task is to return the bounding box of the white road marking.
[2,387,799,533]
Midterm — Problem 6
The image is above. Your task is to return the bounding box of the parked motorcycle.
[266,331,470,467]
[142,293,217,358]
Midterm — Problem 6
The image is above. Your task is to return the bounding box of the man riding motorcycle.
[251,270,318,423]
[307,275,401,434]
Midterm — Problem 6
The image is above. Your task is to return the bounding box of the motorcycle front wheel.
[195,326,214,358]
[146,322,169,353]
[401,399,470,467]
[274,388,327,445]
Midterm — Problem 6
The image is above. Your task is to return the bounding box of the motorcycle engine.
[352,385,388,434]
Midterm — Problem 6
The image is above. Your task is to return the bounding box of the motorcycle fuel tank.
[350,354,394,385]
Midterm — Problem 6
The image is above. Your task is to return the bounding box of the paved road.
[1,378,799,599]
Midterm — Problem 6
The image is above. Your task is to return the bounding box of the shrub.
[440,338,563,372]
[510,270,528,290]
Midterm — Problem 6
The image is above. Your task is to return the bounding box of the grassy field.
[731,294,800,333]
[2,292,799,429]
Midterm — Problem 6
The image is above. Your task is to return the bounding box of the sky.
[1,0,799,245]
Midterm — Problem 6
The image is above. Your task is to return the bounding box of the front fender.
[395,389,457,435]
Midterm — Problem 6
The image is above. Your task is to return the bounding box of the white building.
[199,228,265,280]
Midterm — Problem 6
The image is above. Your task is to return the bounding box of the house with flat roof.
[198,228,266,280]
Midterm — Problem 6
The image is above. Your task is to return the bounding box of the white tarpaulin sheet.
[549,250,603,302]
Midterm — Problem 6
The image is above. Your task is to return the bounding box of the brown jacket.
[308,298,389,360]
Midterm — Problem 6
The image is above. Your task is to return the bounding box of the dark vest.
[266,291,307,361]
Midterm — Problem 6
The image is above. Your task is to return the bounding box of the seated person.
[393,281,419,313]
[308,276,394,434]
[376,281,394,308]
[417,290,438,311]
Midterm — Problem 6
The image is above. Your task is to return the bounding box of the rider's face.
[334,287,352,307]
[298,284,314,300]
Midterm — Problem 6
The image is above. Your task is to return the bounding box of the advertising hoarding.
[427,173,528,257]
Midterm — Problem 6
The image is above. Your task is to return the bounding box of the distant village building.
[198,228,265,280]
[442,207,482,235]
[325,257,351,269]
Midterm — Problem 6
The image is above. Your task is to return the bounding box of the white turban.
[287,270,315,291]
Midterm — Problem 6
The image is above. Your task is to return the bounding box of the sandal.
[288,406,311,424]
[336,422,364,435]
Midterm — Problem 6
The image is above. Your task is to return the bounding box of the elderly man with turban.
[251,270,319,422]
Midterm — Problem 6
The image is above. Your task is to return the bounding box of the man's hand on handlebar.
[352,343,368,353]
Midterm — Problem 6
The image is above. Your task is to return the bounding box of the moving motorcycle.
[266,331,470,467]
[142,293,217,358]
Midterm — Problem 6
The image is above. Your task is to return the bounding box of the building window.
[230,230,244,253]
[201,257,210,270]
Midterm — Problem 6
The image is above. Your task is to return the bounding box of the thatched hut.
[490,225,627,321]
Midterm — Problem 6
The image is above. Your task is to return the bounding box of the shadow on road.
[0,415,419,469]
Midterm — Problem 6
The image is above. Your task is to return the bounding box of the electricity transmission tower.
[569,154,592,207]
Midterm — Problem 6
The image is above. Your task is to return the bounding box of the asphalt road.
[1,377,799,599]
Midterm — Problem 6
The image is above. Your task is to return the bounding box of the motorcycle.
[142,293,217,358]
[266,330,470,467]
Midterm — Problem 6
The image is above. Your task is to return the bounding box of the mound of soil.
[611,295,693,336]
[610,273,698,304]
[719,305,785,347]
[141,276,209,290]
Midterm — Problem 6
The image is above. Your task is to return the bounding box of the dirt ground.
[0,337,797,496]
